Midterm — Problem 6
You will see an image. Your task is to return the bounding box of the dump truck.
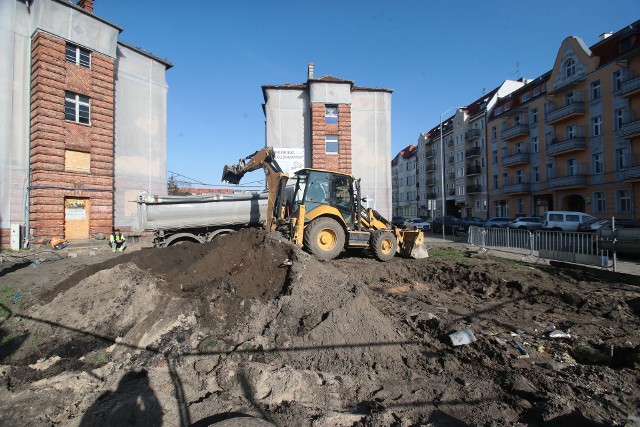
[135,191,268,247]
[222,147,427,261]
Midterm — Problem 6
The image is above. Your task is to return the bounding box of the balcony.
[621,75,640,98]
[466,184,483,194]
[465,129,481,140]
[622,119,640,139]
[425,177,437,186]
[448,172,455,179]
[426,192,437,199]
[501,123,529,141]
[448,189,455,196]
[448,156,454,164]
[502,147,529,166]
[465,147,481,158]
[546,135,587,156]
[548,169,587,189]
[466,165,482,176]
[424,149,436,158]
[545,102,585,124]
[503,181,531,194]
[447,140,454,147]
[426,163,436,172]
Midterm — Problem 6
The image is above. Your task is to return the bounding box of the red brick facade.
[310,103,352,173]
[29,31,115,244]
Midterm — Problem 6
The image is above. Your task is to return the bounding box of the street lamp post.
[439,107,462,240]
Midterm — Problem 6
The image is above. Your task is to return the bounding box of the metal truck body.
[135,192,268,247]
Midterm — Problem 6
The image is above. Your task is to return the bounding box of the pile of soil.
[0,228,639,426]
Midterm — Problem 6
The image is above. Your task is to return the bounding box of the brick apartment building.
[262,64,394,219]
[1,0,171,248]
[488,21,640,219]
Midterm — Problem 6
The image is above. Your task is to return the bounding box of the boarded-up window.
[65,150,90,173]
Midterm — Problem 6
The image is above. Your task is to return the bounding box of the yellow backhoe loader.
[222,147,427,261]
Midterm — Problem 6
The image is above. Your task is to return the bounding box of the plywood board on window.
[65,150,91,173]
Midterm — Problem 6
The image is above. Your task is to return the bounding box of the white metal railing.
[468,226,612,269]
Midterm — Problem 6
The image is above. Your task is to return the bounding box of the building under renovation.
[0,0,171,248]
[262,64,393,219]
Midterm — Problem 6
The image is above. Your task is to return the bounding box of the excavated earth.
[0,228,639,426]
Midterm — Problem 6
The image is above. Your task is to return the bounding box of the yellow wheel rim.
[317,228,338,251]
[380,237,393,254]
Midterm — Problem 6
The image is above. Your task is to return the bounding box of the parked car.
[508,217,543,230]
[392,216,406,228]
[542,211,596,232]
[459,216,485,231]
[404,218,431,231]
[577,218,610,232]
[483,217,511,228]
[432,216,465,235]
[597,220,640,256]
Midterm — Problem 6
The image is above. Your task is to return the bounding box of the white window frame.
[594,191,606,214]
[65,43,91,68]
[325,105,338,124]
[591,116,602,137]
[566,59,575,78]
[592,153,603,174]
[325,135,338,154]
[617,189,631,213]
[615,109,624,130]
[590,79,601,100]
[64,91,90,124]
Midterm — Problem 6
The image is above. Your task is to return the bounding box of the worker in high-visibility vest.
[109,229,127,253]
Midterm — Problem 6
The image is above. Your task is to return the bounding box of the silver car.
[508,217,543,230]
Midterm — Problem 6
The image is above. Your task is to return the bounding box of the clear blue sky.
[94,1,636,190]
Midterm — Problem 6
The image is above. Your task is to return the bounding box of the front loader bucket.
[221,165,244,184]
[397,229,429,259]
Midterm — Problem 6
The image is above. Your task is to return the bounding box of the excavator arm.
[221,147,289,231]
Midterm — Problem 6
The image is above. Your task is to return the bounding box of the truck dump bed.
[135,192,268,232]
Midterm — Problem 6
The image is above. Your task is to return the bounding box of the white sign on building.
[273,148,305,176]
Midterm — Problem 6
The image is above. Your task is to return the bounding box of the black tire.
[370,231,398,262]
[303,217,345,260]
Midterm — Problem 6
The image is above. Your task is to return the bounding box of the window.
[325,105,338,124]
[567,158,577,176]
[515,142,522,154]
[534,86,542,96]
[591,116,602,136]
[532,136,539,153]
[531,108,538,124]
[546,163,554,179]
[615,109,624,130]
[491,126,497,140]
[521,92,531,102]
[565,91,574,105]
[565,59,575,78]
[64,150,90,173]
[516,169,523,184]
[590,80,601,100]
[517,198,524,214]
[64,92,90,124]
[65,43,91,68]
[616,147,630,170]
[566,125,575,140]
[533,166,540,183]
[493,174,498,189]
[514,115,521,126]
[617,190,631,213]
[593,153,603,174]
[613,70,623,92]
[325,135,338,154]
[492,150,498,164]
[594,192,606,214]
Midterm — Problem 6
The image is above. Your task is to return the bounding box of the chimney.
[599,31,613,41]
[308,63,314,80]
[77,0,94,13]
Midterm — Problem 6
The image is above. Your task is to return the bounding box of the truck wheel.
[304,217,345,260]
[371,231,397,262]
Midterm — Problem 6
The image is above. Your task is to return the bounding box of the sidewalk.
[422,234,640,277]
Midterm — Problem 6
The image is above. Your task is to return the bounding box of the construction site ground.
[0,228,639,426]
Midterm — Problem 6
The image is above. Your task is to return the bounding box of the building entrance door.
[64,198,90,240]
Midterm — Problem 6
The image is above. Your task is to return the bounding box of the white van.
[542,211,596,232]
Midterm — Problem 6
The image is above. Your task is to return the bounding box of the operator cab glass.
[293,170,355,227]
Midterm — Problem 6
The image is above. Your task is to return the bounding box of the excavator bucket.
[221,165,244,184]
[397,229,429,259]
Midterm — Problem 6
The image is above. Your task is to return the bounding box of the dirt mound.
[1,230,639,426]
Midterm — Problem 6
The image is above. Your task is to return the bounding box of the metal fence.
[468,226,612,270]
